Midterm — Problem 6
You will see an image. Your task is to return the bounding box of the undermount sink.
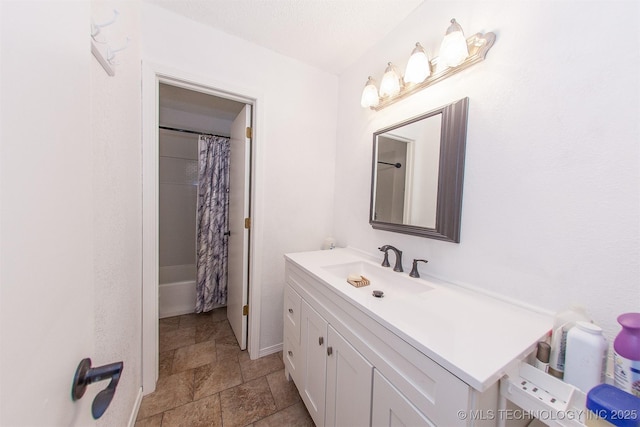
[320,260,434,298]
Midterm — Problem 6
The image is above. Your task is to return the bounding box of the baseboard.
[159,308,194,319]
[127,386,144,427]
[257,342,283,359]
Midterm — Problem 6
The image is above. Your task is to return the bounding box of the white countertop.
[285,248,553,391]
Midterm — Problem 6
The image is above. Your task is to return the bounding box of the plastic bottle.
[613,313,640,397]
[564,321,608,393]
[548,305,590,379]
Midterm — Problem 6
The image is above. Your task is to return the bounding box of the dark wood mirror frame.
[369,97,469,242]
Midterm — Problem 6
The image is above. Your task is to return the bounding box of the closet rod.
[159,125,229,139]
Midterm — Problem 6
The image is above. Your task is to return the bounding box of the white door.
[1,2,96,425]
[227,104,251,350]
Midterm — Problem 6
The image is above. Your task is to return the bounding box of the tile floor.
[135,307,314,427]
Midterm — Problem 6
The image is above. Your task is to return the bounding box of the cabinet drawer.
[283,336,300,384]
[284,285,302,343]
[380,353,470,427]
[372,369,435,427]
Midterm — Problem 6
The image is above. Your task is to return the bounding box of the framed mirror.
[370,97,468,242]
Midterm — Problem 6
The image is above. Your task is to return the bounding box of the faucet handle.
[378,247,390,267]
[409,259,428,278]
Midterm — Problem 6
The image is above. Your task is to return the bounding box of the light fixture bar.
[370,31,496,111]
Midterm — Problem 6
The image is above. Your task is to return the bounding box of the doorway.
[142,64,262,395]
[157,83,246,321]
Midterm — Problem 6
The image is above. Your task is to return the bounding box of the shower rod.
[159,125,229,139]
[378,161,402,168]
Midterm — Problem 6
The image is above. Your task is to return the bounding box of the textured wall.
[334,1,640,344]
[91,1,143,425]
[142,3,339,353]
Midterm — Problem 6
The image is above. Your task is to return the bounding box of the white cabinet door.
[372,370,435,427]
[325,325,373,427]
[300,300,328,427]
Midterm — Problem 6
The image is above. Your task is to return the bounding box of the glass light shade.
[439,18,469,68]
[379,62,401,98]
[360,76,379,108]
[404,42,431,84]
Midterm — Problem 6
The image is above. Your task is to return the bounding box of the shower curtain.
[196,134,231,313]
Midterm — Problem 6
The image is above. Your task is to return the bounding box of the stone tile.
[160,394,222,427]
[254,402,314,427]
[195,319,234,343]
[136,370,194,420]
[215,334,242,361]
[134,413,163,427]
[193,357,243,400]
[159,316,180,334]
[172,340,217,374]
[239,352,284,382]
[209,306,228,322]
[220,377,278,427]
[160,326,195,352]
[266,369,301,410]
[159,350,174,379]
[177,312,217,329]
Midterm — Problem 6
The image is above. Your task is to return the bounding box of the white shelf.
[500,362,587,427]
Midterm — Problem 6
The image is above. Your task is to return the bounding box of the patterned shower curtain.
[196,135,231,313]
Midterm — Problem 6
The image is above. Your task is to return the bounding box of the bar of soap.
[347,274,362,282]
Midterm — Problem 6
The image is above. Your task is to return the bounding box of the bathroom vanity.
[283,248,552,427]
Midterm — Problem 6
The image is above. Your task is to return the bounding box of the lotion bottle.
[613,312,640,396]
[548,305,590,379]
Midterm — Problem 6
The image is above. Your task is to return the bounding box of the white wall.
[159,106,234,136]
[142,3,338,352]
[158,130,198,269]
[335,1,640,344]
[90,1,143,425]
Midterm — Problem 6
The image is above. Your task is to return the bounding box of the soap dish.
[347,276,370,288]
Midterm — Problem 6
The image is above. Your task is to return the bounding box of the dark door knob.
[72,358,123,419]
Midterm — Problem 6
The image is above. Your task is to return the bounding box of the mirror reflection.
[373,114,442,228]
[370,97,468,242]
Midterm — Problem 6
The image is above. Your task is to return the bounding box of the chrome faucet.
[378,245,403,272]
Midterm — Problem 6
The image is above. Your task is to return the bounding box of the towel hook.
[91,9,119,40]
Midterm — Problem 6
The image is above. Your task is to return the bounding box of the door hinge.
[244,217,251,229]
[243,305,249,316]
[246,127,252,139]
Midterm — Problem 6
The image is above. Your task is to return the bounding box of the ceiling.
[146,0,424,75]
[159,83,245,120]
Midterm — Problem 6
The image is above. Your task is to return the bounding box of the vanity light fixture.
[404,42,431,84]
[360,76,380,108]
[379,62,403,98]
[361,18,495,111]
[439,19,469,68]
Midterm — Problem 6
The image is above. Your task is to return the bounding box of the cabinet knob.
[327,347,333,356]
[288,308,294,314]
[288,350,293,357]
[319,336,324,346]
